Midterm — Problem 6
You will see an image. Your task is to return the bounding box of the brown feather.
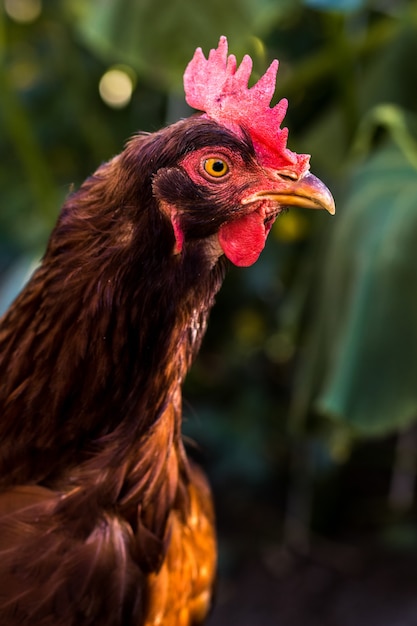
[0,117,271,624]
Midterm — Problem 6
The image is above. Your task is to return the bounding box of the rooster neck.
[0,220,225,490]
[0,146,227,570]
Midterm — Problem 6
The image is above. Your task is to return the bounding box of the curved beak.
[244,172,336,215]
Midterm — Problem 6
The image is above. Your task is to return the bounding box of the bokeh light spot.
[5,0,42,23]
[99,68,135,109]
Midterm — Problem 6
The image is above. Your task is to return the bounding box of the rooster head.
[153,36,334,267]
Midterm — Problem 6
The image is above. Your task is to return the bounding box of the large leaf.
[303,0,365,11]
[295,119,417,436]
[67,0,298,89]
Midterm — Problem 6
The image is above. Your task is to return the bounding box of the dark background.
[2,0,417,623]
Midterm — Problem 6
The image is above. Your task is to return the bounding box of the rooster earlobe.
[171,214,184,255]
[159,201,184,255]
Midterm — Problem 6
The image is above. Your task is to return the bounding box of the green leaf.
[303,0,364,9]
[296,133,417,436]
[67,0,298,89]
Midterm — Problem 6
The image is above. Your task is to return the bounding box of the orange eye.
[203,158,229,178]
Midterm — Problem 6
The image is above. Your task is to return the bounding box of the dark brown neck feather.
[0,144,226,514]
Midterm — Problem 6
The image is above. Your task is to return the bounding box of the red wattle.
[218,211,267,267]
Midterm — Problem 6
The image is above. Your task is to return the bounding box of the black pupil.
[212,160,225,172]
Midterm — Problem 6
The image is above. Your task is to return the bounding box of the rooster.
[0,37,334,625]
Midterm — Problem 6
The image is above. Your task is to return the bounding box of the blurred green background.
[2,0,417,622]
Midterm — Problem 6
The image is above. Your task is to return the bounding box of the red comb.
[184,36,310,175]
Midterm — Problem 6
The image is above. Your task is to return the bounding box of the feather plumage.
[0,38,334,625]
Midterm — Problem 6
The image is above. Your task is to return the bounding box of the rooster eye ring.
[203,158,229,178]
